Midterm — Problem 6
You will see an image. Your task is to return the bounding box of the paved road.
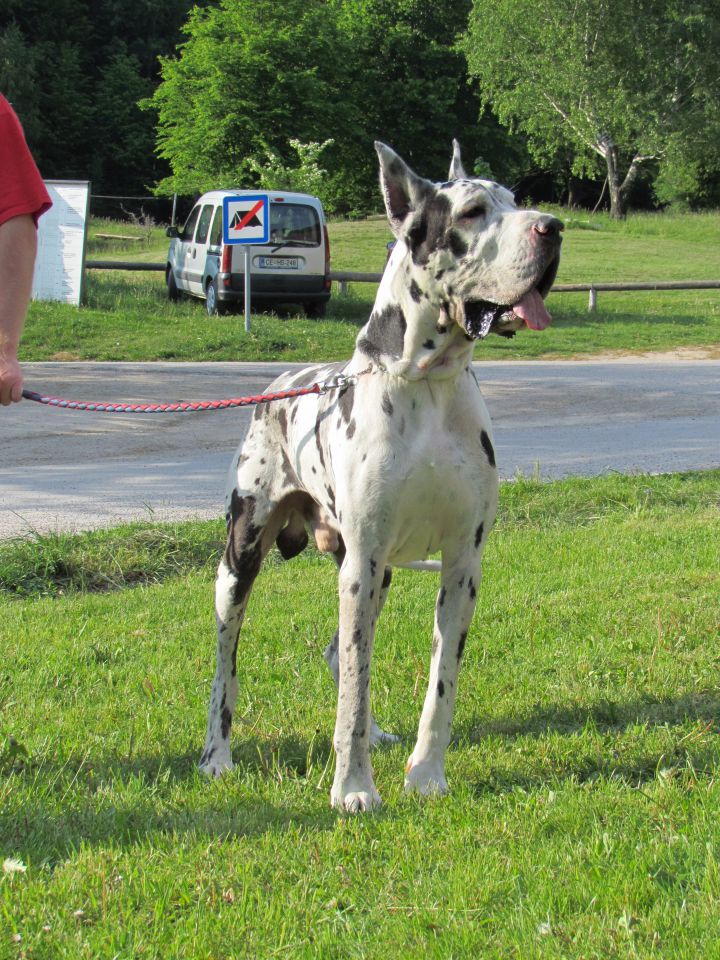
[2,360,718,538]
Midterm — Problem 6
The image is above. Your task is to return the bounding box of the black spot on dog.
[338,383,355,424]
[221,707,232,739]
[325,484,336,515]
[381,393,394,416]
[435,269,445,280]
[358,304,407,363]
[382,567,392,590]
[370,558,377,577]
[475,523,484,548]
[422,339,435,350]
[480,430,496,467]
[448,231,468,258]
[407,193,452,266]
[457,631,467,661]
[399,416,405,435]
[224,491,263,605]
[437,680,445,698]
[334,536,347,567]
[468,578,477,600]
[279,448,297,488]
[346,419,356,439]
[314,417,326,469]
[436,322,448,335]
[277,407,288,438]
[409,279,423,303]
[438,586,446,607]
[350,581,360,596]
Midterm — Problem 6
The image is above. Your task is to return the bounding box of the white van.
[165,189,331,317]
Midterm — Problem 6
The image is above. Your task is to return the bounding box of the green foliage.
[146,0,518,214]
[246,139,336,202]
[147,0,348,196]
[464,0,720,217]
[0,0,194,194]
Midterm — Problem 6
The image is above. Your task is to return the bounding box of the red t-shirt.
[0,94,52,227]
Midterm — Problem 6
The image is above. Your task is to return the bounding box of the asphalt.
[1,359,718,538]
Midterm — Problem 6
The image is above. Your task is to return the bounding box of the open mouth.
[463,256,560,340]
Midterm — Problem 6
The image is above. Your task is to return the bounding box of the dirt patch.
[539,345,720,362]
[48,351,83,361]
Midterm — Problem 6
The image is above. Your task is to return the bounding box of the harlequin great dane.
[200,141,563,812]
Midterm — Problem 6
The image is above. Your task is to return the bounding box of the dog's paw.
[198,747,234,778]
[331,780,382,813]
[404,755,448,797]
[369,719,400,748]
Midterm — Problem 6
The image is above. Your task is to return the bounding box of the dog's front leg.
[405,552,482,796]
[330,557,384,812]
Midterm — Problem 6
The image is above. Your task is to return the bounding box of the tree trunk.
[599,134,649,219]
[601,137,626,219]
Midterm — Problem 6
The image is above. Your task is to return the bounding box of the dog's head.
[376,141,562,339]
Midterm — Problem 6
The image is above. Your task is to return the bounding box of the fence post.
[588,286,597,312]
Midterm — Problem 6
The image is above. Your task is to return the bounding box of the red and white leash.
[20,370,361,414]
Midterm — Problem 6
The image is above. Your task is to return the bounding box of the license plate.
[258,256,299,270]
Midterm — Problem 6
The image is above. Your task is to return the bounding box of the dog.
[199,141,563,812]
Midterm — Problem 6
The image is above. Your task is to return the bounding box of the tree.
[463,0,720,217]
[146,0,350,197]
[147,0,523,214]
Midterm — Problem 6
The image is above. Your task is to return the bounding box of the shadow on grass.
[4,693,720,863]
[1,733,344,863]
[459,690,720,795]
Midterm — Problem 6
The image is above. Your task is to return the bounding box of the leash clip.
[318,370,360,394]
[318,364,375,393]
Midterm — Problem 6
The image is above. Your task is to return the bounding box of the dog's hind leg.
[199,488,278,777]
[323,563,399,747]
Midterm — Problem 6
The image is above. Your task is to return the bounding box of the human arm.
[0,214,38,405]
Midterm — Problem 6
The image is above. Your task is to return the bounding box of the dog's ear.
[375,142,433,238]
[449,139,467,180]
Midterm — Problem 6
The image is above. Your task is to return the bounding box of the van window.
[269,203,320,246]
[195,204,214,244]
[209,207,223,247]
[181,205,201,241]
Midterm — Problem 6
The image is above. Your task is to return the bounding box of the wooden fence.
[85,261,720,312]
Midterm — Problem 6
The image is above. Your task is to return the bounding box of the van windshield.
[268,203,321,247]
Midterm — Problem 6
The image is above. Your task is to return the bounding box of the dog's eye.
[460,204,486,220]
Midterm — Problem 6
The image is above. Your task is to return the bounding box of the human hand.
[0,353,23,405]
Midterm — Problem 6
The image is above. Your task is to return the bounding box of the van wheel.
[304,301,327,319]
[206,279,226,316]
[167,267,180,301]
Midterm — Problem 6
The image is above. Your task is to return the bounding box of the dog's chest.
[327,374,496,560]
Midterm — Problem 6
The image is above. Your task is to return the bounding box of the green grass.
[19,210,720,363]
[2,472,720,957]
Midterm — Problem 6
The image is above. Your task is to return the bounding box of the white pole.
[244,246,251,332]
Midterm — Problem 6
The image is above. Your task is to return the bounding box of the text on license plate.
[258,256,299,269]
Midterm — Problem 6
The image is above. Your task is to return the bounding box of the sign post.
[222,194,270,332]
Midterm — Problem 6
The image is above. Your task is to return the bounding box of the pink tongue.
[512,289,552,330]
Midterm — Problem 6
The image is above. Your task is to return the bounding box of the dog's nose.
[533,215,564,238]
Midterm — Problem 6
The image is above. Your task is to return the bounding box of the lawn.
[19,210,720,363]
[2,471,719,958]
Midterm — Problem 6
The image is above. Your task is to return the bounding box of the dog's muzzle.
[463,245,562,340]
